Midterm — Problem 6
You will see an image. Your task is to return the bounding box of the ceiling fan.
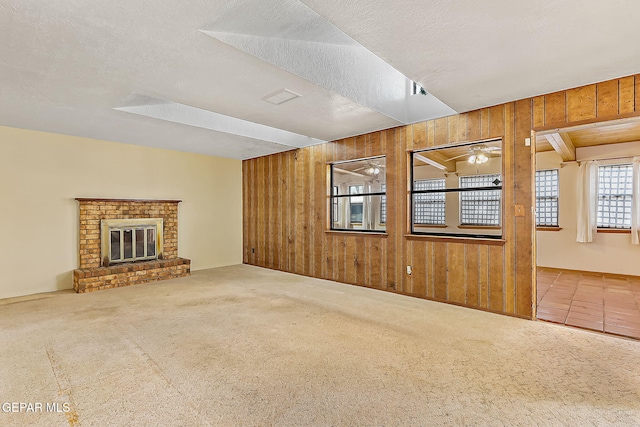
[353,160,385,176]
[446,145,501,165]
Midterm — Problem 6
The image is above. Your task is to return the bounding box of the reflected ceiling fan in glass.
[445,144,501,164]
[353,161,385,177]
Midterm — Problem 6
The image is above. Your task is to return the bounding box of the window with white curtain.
[597,163,633,229]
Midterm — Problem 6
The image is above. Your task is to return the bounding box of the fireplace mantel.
[73,198,190,292]
[75,198,182,203]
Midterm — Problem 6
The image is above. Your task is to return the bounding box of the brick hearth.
[73,198,190,293]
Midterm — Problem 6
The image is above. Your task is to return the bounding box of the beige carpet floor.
[1,264,639,426]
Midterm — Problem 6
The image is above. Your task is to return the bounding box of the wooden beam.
[544,132,576,161]
[333,167,368,178]
[414,152,456,172]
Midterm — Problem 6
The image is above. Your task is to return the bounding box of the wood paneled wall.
[243,75,640,319]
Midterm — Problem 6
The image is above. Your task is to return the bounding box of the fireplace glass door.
[109,226,157,263]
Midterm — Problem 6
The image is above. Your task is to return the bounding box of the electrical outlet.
[251,248,255,254]
[406,265,412,275]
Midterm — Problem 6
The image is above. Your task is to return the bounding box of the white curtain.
[362,182,374,230]
[338,183,350,229]
[632,157,640,244]
[576,160,598,243]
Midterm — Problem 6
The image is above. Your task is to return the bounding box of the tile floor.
[537,267,640,340]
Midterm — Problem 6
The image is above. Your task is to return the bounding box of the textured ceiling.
[1,0,640,159]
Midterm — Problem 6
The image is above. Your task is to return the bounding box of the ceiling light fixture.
[468,153,488,165]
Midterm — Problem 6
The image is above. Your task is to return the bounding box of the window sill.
[457,225,501,230]
[537,227,562,232]
[404,234,506,245]
[414,224,448,228]
[326,230,388,237]
[597,228,631,234]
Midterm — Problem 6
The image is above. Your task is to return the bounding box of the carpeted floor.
[1,264,639,426]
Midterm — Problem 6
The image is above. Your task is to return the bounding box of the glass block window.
[536,169,559,226]
[459,174,501,226]
[380,184,386,224]
[413,179,446,225]
[597,164,632,229]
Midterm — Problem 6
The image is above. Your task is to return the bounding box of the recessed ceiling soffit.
[199,0,455,124]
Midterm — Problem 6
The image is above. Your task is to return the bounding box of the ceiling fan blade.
[444,153,469,161]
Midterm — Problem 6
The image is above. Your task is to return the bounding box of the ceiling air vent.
[263,89,302,105]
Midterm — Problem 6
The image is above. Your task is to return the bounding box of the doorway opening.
[534,117,640,339]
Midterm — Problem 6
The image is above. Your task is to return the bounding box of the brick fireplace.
[73,198,190,292]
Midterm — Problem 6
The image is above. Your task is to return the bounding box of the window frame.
[410,138,503,240]
[329,156,387,233]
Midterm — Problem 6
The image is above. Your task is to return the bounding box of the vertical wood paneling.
[426,241,434,298]
[466,245,479,306]
[514,99,535,317]
[480,108,490,139]
[355,135,366,159]
[544,91,566,126]
[243,74,640,321]
[635,75,640,113]
[466,110,481,141]
[385,129,397,290]
[478,245,489,309]
[287,151,296,271]
[242,160,249,263]
[294,149,306,275]
[489,245,504,312]
[503,103,516,314]
[426,121,435,147]
[434,117,448,146]
[345,236,356,284]
[532,96,545,128]
[257,156,266,267]
[597,80,619,117]
[567,84,597,122]
[619,76,635,115]
[314,146,326,277]
[448,115,463,143]
[412,242,426,297]
[413,122,427,150]
[434,242,447,300]
[355,236,365,285]
[447,243,466,304]
[396,128,408,292]
[271,154,279,269]
[489,105,505,138]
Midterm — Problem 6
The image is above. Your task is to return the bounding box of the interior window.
[331,157,386,232]
[411,139,503,239]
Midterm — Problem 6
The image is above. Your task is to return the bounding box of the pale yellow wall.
[0,126,242,299]
[536,143,640,276]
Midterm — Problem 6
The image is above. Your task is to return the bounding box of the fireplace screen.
[101,218,163,266]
